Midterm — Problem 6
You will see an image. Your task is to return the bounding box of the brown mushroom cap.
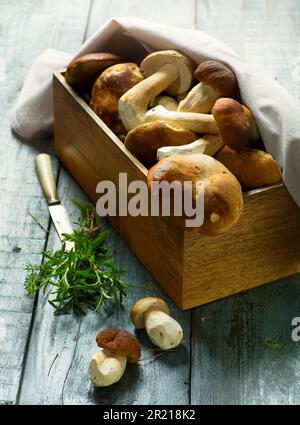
[130,297,170,329]
[141,50,194,96]
[96,328,141,364]
[124,121,198,167]
[147,154,243,235]
[65,52,123,89]
[194,61,239,99]
[215,145,282,190]
[212,98,253,151]
[242,105,260,142]
[90,63,144,135]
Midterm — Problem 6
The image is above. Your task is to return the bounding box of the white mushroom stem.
[145,105,218,134]
[150,95,178,111]
[157,135,224,160]
[89,350,127,387]
[144,309,183,350]
[119,63,179,131]
[178,82,220,113]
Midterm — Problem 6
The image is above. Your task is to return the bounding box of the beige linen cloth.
[11,17,300,207]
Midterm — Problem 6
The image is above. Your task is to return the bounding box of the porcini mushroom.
[178,60,239,113]
[130,297,183,350]
[145,105,218,134]
[124,120,198,167]
[119,50,194,131]
[90,63,144,135]
[65,52,123,90]
[150,95,179,111]
[212,98,260,151]
[147,154,243,235]
[157,135,224,160]
[89,328,141,387]
[215,145,282,189]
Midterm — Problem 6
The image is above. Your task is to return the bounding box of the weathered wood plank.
[86,0,196,38]
[18,0,194,405]
[191,0,300,405]
[0,0,91,405]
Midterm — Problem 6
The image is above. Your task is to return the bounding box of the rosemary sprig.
[25,200,130,315]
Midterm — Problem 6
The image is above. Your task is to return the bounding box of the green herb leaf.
[264,337,282,349]
[24,200,130,315]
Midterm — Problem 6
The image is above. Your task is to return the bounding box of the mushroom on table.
[131,297,183,350]
[89,328,141,387]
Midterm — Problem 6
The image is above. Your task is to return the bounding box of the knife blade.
[35,153,74,251]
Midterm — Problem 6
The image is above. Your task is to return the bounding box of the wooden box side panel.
[182,184,300,309]
[53,72,184,306]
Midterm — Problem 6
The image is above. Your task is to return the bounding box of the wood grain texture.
[86,0,197,38]
[18,179,190,405]
[183,184,300,308]
[53,72,185,306]
[53,72,300,312]
[0,0,91,405]
[191,0,300,405]
[3,0,300,407]
[18,0,195,405]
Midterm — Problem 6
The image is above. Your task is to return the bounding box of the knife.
[35,153,74,251]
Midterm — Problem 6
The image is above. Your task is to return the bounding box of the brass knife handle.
[35,154,59,204]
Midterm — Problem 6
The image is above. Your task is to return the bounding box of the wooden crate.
[53,69,300,309]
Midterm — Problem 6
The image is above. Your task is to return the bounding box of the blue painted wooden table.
[1,0,300,405]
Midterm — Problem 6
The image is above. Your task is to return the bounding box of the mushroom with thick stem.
[90,63,144,135]
[89,328,141,387]
[150,95,179,111]
[157,135,224,160]
[124,120,198,167]
[145,105,218,134]
[118,50,194,131]
[65,52,124,91]
[130,297,183,350]
[215,145,282,189]
[212,97,260,151]
[147,97,260,150]
[178,60,239,113]
[147,154,243,235]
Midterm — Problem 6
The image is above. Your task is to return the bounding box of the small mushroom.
[89,328,141,387]
[178,60,239,113]
[150,95,178,111]
[157,135,224,160]
[215,145,282,189]
[90,63,144,135]
[145,105,218,134]
[119,50,194,131]
[124,120,198,167]
[147,154,243,235]
[65,52,123,90]
[212,98,260,151]
[130,297,183,350]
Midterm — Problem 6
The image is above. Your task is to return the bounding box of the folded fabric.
[11,17,300,207]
